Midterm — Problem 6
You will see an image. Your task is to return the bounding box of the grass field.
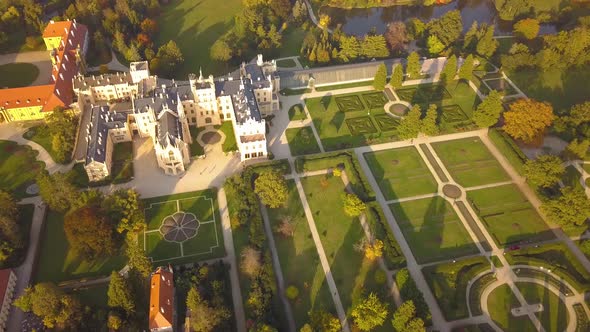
[301,175,393,324]
[218,121,238,152]
[306,91,398,151]
[35,211,126,283]
[487,284,537,331]
[364,147,438,200]
[286,127,321,156]
[389,197,479,264]
[139,189,225,264]
[267,180,337,328]
[0,63,39,88]
[516,282,569,332]
[467,184,553,246]
[507,65,590,111]
[23,124,70,164]
[0,140,45,199]
[189,126,205,156]
[431,137,510,187]
[156,0,243,77]
[289,104,307,121]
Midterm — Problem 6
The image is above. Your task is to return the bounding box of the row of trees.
[0,191,24,266]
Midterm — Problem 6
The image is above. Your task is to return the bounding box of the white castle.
[74,55,280,182]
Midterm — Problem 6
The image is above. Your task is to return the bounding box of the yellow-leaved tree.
[503,99,554,143]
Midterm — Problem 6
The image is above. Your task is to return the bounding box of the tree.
[392,300,426,332]
[37,172,77,212]
[427,35,445,56]
[300,324,313,332]
[476,25,498,58]
[351,293,389,331]
[254,170,288,208]
[458,54,474,81]
[342,193,366,217]
[406,52,421,78]
[140,18,158,34]
[64,206,117,259]
[390,64,404,89]
[365,240,384,260]
[211,39,232,62]
[373,63,387,91]
[514,18,540,40]
[99,64,109,74]
[407,18,426,40]
[125,238,152,277]
[108,272,135,314]
[187,287,230,332]
[565,139,590,160]
[45,107,77,163]
[14,282,81,329]
[361,35,389,58]
[156,40,184,76]
[523,155,565,188]
[275,215,296,237]
[421,104,439,136]
[504,99,555,143]
[473,90,503,128]
[427,10,462,46]
[241,246,262,277]
[308,310,341,332]
[339,35,360,62]
[0,191,20,248]
[319,15,331,29]
[542,186,590,227]
[107,311,123,330]
[286,285,299,300]
[397,105,422,139]
[385,21,408,54]
[440,55,457,83]
[102,189,145,234]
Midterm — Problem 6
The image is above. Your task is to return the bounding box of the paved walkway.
[87,49,129,72]
[217,188,247,332]
[6,198,46,332]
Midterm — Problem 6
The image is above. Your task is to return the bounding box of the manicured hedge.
[396,268,432,324]
[366,202,406,269]
[488,128,527,175]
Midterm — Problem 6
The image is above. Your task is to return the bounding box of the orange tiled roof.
[149,267,174,330]
[0,20,87,113]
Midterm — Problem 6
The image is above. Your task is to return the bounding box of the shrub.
[286,285,299,300]
[374,269,387,284]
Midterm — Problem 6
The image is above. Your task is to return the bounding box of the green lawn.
[467,184,554,246]
[364,147,438,200]
[396,81,480,133]
[563,165,583,190]
[431,137,510,187]
[389,197,479,264]
[289,104,307,121]
[267,180,337,328]
[139,189,225,264]
[156,0,243,77]
[423,256,490,320]
[0,140,45,199]
[218,121,238,152]
[0,63,39,88]
[35,211,127,283]
[507,65,590,112]
[301,175,393,324]
[306,91,398,151]
[487,284,537,331]
[515,282,569,332]
[23,125,70,164]
[73,284,109,309]
[286,127,321,156]
[277,28,306,58]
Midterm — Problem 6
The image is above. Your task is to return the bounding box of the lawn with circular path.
[0,63,39,88]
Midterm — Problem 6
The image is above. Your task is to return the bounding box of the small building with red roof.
[149,266,175,331]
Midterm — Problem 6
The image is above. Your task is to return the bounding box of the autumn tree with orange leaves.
[503,99,555,143]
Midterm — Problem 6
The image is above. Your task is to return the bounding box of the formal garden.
[138,190,225,264]
[305,90,398,151]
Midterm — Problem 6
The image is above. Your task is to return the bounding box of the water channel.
[322,0,559,36]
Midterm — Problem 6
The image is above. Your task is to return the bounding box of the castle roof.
[149,267,174,330]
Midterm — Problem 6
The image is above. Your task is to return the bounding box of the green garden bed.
[286,127,321,156]
[217,121,237,152]
[389,197,480,264]
[364,146,438,200]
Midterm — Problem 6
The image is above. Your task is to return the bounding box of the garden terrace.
[389,197,480,264]
[504,242,590,293]
[295,151,375,201]
[431,137,510,187]
[423,256,490,320]
[267,180,337,328]
[305,91,398,151]
[0,140,45,199]
[301,175,392,325]
[364,147,438,200]
[286,127,321,156]
[35,211,126,283]
[466,184,553,246]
